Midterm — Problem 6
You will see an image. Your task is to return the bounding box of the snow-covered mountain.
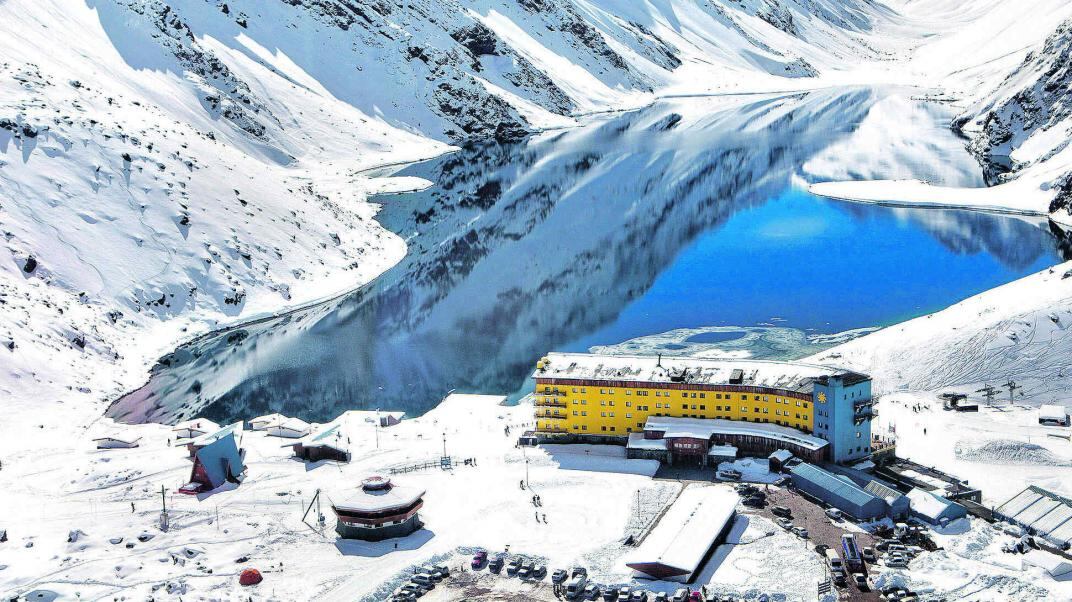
[955,16,1072,218]
[4,0,1072,426]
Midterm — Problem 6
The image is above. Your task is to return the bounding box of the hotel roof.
[534,352,865,394]
[644,416,829,452]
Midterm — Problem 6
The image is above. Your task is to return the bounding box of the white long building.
[624,485,738,582]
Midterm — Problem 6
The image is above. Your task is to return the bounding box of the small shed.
[1039,405,1070,426]
[93,434,141,449]
[291,425,350,463]
[179,432,246,494]
[906,487,967,525]
[768,449,794,473]
[172,418,220,441]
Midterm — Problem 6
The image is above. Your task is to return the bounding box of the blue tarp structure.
[184,432,245,493]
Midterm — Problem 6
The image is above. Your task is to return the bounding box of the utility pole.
[375,409,380,450]
[977,384,997,406]
[1004,379,1022,405]
[159,484,169,531]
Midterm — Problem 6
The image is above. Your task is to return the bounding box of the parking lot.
[739,484,882,602]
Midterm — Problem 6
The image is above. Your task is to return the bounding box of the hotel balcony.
[538,389,568,397]
[536,411,567,420]
[854,407,878,424]
[535,398,568,408]
[853,398,875,410]
[537,425,568,434]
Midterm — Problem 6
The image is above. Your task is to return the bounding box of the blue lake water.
[108,89,1071,425]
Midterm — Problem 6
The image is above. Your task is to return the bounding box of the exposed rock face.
[959,18,1072,190]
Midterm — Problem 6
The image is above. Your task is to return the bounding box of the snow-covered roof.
[906,487,963,522]
[626,433,668,451]
[708,445,738,456]
[265,417,311,436]
[296,425,347,451]
[1023,550,1072,578]
[1039,404,1069,420]
[172,418,220,434]
[645,416,828,452]
[534,352,865,394]
[250,413,287,426]
[92,433,142,444]
[769,449,794,462]
[190,422,243,448]
[333,480,425,514]
[625,485,737,580]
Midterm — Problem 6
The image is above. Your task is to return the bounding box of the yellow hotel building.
[532,352,875,464]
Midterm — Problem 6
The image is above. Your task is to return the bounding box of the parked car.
[792,527,809,539]
[742,496,765,508]
[507,557,523,575]
[735,484,758,495]
[617,585,632,601]
[392,592,416,602]
[672,588,690,601]
[553,569,569,583]
[776,517,793,529]
[401,582,428,595]
[717,469,742,481]
[853,573,869,590]
[518,562,533,579]
[771,505,792,518]
[573,567,589,578]
[773,476,791,487]
[472,550,488,569]
[434,564,450,578]
[862,547,877,562]
[411,573,436,588]
[630,591,648,602]
[832,570,847,586]
[689,593,702,602]
[885,554,908,568]
[602,589,618,601]
[583,584,600,600]
[534,564,547,579]
[417,566,444,581]
[653,592,669,602]
[825,508,844,521]
[489,555,505,573]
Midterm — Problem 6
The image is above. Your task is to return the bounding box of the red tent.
[239,568,263,586]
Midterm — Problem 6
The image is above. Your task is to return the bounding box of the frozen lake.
[108,88,1070,425]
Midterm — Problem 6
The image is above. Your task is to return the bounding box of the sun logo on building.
[818,392,827,402]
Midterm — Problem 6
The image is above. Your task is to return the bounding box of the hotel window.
[796,413,800,419]
[681,404,688,410]
[691,393,697,398]
[582,425,588,430]
[754,407,760,413]
[573,400,578,405]
[601,412,606,417]
[741,407,748,412]
[626,413,632,418]
[573,425,579,430]
[572,387,577,393]
[626,390,632,395]
[573,410,578,416]
[626,427,632,433]
[700,405,705,410]
[716,394,722,399]
[601,426,607,431]
[682,392,688,398]
[609,401,615,406]
[637,422,644,428]
[601,400,606,406]
[804,403,809,409]
[600,389,606,394]
[581,400,587,405]
[609,412,615,417]
[691,405,697,410]
[700,393,705,398]
[582,388,586,393]
[626,402,632,408]
[581,411,587,416]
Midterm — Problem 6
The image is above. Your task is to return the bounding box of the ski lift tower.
[976,384,998,406]
[1004,379,1023,405]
